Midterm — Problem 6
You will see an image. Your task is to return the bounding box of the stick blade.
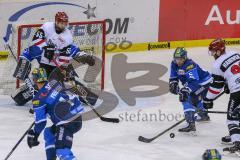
[138,136,152,143]
[100,117,120,123]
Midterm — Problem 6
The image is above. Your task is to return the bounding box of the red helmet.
[55,12,68,23]
[209,38,225,53]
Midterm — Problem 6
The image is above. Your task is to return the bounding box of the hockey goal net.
[0,21,105,95]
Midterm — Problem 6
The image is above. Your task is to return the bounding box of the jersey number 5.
[231,63,240,75]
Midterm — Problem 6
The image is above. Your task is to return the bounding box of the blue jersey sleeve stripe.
[34,121,47,135]
[45,145,55,150]
[31,55,42,58]
[199,76,212,85]
[33,104,46,110]
[35,119,47,124]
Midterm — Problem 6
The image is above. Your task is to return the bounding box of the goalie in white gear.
[203,38,240,154]
[12,12,95,106]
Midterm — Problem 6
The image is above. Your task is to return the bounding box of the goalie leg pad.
[11,84,33,106]
[13,58,31,80]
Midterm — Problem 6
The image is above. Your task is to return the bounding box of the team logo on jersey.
[186,64,194,71]
[235,77,240,84]
[178,69,185,75]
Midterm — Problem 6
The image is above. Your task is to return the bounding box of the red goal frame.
[16,20,106,90]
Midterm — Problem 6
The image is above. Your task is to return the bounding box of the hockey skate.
[178,122,197,136]
[221,135,233,145]
[195,111,210,122]
[223,141,240,156]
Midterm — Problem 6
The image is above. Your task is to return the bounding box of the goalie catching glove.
[74,51,95,66]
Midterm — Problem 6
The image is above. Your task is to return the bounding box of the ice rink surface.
[1,46,240,160]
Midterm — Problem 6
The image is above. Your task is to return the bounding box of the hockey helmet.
[173,47,187,60]
[32,68,48,83]
[55,12,68,32]
[55,12,68,23]
[208,38,225,59]
[202,149,221,160]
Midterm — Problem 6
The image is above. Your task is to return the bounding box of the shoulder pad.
[32,28,45,41]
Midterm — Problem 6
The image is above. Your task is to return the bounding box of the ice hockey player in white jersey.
[12,12,95,106]
[203,38,240,154]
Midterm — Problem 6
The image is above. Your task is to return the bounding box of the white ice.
[1,46,240,160]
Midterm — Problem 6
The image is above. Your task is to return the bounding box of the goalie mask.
[32,68,48,83]
[55,12,69,33]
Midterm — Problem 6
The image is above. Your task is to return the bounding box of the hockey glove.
[169,80,179,95]
[27,129,40,148]
[43,44,55,61]
[179,87,190,102]
[203,97,213,109]
[224,84,230,94]
[232,106,240,119]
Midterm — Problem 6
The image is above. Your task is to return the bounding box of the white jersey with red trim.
[206,51,240,99]
[39,22,73,66]
[39,22,73,49]
[20,22,84,67]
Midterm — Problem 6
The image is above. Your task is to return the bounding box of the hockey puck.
[170,133,175,138]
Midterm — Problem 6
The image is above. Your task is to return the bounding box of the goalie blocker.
[12,58,33,105]
[13,58,31,81]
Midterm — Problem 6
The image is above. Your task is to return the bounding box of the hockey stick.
[138,90,226,143]
[4,122,34,160]
[3,40,17,61]
[207,110,227,114]
[82,97,119,123]
[52,59,119,123]
[138,118,185,143]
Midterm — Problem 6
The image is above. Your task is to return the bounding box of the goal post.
[1,20,106,95]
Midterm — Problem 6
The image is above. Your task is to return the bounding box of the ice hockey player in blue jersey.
[12,12,95,106]
[27,68,84,160]
[169,47,212,133]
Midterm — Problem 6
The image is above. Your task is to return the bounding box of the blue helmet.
[173,47,187,60]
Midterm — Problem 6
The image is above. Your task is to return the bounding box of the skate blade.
[235,151,240,157]
[196,120,211,123]
[179,131,197,136]
[221,141,233,145]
